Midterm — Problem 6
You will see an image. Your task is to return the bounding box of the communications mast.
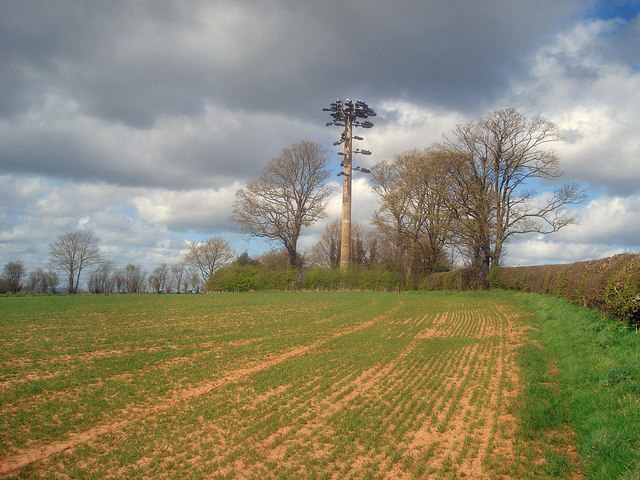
[323,99,376,270]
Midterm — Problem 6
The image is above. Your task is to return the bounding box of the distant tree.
[258,248,291,270]
[114,269,126,293]
[169,262,185,293]
[232,140,335,268]
[88,261,116,293]
[234,251,258,266]
[49,230,102,293]
[309,220,341,270]
[2,260,27,293]
[148,263,170,294]
[27,268,48,293]
[25,268,59,293]
[372,149,453,286]
[309,219,377,270]
[185,266,202,293]
[123,263,146,293]
[45,270,59,293]
[184,236,235,283]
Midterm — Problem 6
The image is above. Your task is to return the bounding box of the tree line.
[1,108,584,294]
[0,233,241,294]
[232,108,584,288]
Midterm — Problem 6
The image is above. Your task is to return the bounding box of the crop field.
[1,292,549,479]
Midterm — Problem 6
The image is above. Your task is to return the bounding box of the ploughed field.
[1,292,531,479]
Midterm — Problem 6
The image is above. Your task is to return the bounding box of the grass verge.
[500,291,640,479]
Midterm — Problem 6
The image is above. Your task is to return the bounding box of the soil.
[0,299,569,479]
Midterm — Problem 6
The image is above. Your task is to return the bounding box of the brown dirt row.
[0,337,264,393]
[184,303,527,479]
[0,318,378,476]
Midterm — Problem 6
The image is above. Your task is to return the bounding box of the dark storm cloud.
[0,105,325,189]
[2,0,639,272]
[0,0,588,189]
[1,1,586,123]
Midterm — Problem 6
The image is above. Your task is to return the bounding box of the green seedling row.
[0,291,594,478]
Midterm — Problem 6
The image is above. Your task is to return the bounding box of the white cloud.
[0,176,243,271]
[496,16,640,264]
[558,194,640,245]
[511,18,640,194]
[506,238,630,266]
[1,3,639,273]
[506,194,640,265]
[366,102,468,163]
[132,184,242,232]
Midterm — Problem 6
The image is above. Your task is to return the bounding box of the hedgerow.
[422,254,640,325]
[207,265,400,292]
[497,254,640,324]
[419,268,480,291]
[205,265,299,292]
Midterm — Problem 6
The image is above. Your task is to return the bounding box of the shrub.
[351,267,400,291]
[206,265,261,292]
[302,267,399,291]
[301,268,329,290]
[206,265,300,292]
[490,254,640,325]
[420,268,477,291]
[257,267,299,290]
[604,255,640,325]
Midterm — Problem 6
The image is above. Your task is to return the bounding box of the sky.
[1,0,639,274]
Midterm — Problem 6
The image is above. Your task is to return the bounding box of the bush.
[301,267,400,291]
[490,254,640,325]
[206,265,261,292]
[604,255,640,325]
[302,268,341,290]
[420,268,478,291]
[256,267,299,290]
[208,265,401,292]
[206,265,300,292]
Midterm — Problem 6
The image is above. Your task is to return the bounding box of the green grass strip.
[499,291,640,480]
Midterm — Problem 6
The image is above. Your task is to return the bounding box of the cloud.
[1,1,584,123]
[0,176,206,270]
[364,102,468,163]
[509,18,640,194]
[0,96,326,189]
[1,1,639,274]
[132,183,242,232]
[558,194,640,245]
[506,194,640,265]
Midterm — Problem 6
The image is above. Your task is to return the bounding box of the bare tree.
[148,263,170,294]
[3,260,27,293]
[27,268,59,293]
[169,262,185,293]
[185,266,202,293]
[184,236,235,282]
[372,149,453,285]
[28,269,48,293]
[309,219,374,270]
[113,269,125,293]
[49,231,102,293]
[88,261,116,293]
[123,264,146,293]
[309,219,342,270]
[45,270,59,293]
[232,140,335,268]
[258,248,292,270]
[437,108,585,283]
